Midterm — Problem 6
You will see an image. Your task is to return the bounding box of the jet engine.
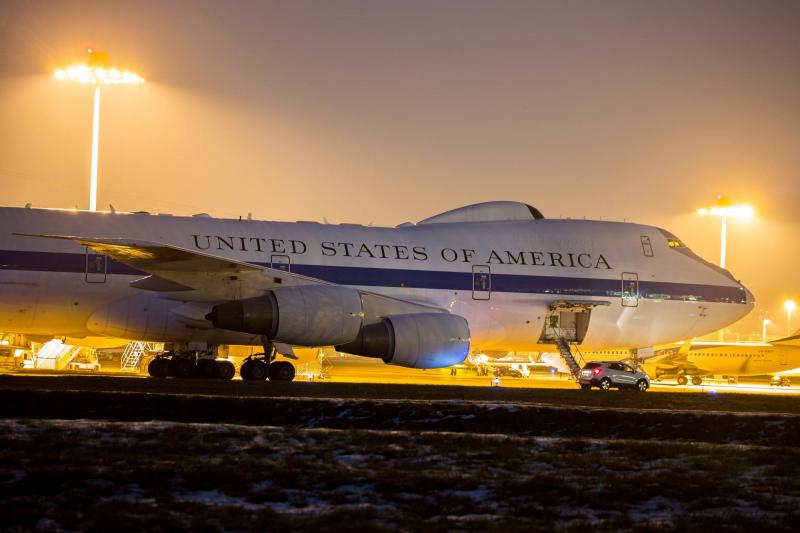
[206,285,363,346]
[336,312,470,369]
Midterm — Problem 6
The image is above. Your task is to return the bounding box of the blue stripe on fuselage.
[0,250,747,304]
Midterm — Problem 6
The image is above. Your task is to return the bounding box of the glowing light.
[785,300,797,313]
[53,63,144,85]
[696,194,755,275]
[54,51,144,211]
[786,300,796,336]
[697,204,754,220]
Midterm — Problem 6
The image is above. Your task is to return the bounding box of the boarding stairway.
[555,337,586,381]
[120,342,163,372]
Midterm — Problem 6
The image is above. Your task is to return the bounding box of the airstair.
[555,337,586,381]
[120,342,163,372]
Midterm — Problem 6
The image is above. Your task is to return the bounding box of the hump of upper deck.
[416,201,544,225]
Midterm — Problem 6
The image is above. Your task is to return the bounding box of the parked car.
[493,366,523,378]
[578,361,650,391]
[770,375,791,387]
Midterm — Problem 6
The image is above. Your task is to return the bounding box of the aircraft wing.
[16,234,450,315]
[647,343,711,375]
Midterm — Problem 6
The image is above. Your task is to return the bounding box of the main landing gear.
[240,343,295,382]
[146,341,296,382]
[147,354,236,380]
[676,374,704,386]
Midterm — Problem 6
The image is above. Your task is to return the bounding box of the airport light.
[697,194,754,270]
[785,300,796,336]
[698,194,753,343]
[762,318,771,343]
[54,49,144,211]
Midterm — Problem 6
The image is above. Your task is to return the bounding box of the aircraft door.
[85,248,107,283]
[271,254,291,273]
[621,272,639,307]
[779,349,788,366]
[472,265,491,300]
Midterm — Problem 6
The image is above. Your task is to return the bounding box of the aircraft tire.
[636,379,649,392]
[239,360,253,380]
[148,358,170,378]
[676,375,688,386]
[268,361,296,382]
[168,357,195,379]
[217,361,235,380]
[197,359,220,379]
[599,377,612,391]
[691,376,703,386]
[244,360,268,381]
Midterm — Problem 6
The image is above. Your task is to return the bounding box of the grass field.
[1,376,798,530]
[1,419,798,531]
[1,374,800,414]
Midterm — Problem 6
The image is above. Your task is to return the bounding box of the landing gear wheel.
[676,375,688,386]
[168,357,195,379]
[197,359,220,379]
[148,357,170,378]
[239,360,253,380]
[242,360,268,381]
[636,379,649,392]
[217,361,235,380]
[599,377,612,391]
[580,384,591,390]
[268,361,296,382]
[691,376,703,386]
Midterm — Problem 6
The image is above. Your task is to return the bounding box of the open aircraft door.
[539,300,610,344]
[621,272,639,307]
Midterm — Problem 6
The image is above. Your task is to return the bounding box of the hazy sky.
[1,0,798,337]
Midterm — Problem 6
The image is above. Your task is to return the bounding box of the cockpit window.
[658,228,737,282]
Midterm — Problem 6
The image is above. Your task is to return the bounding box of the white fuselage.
[0,207,753,351]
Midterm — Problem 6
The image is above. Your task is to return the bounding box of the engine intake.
[206,285,363,346]
[336,312,470,369]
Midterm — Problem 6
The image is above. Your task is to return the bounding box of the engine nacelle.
[206,285,363,346]
[336,312,470,369]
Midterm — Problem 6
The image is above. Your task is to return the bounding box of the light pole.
[54,49,143,211]
[697,194,754,270]
[762,318,770,343]
[785,300,796,336]
[698,194,754,341]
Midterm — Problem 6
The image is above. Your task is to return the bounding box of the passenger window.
[640,236,654,257]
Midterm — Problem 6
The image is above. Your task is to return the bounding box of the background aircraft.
[643,334,800,385]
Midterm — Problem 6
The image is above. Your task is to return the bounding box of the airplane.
[643,335,800,385]
[0,200,754,381]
